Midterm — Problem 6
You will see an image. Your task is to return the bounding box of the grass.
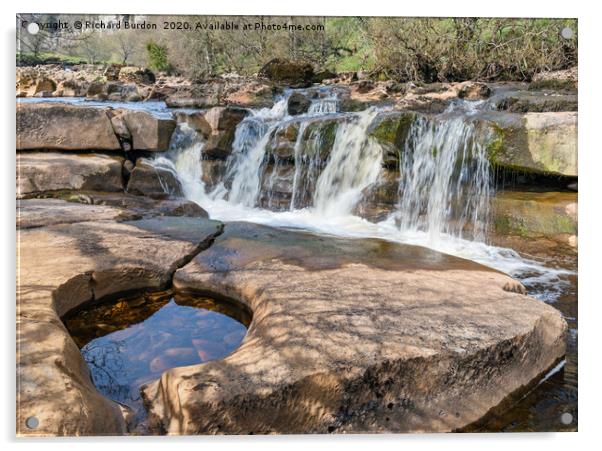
[17,52,119,66]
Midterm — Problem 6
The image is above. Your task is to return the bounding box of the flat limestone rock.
[17,216,223,436]
[60,191,209,218]
[17,198,136,229]
[143,222,567,434]
[17,102,121,151]
[17,152,124,198]
[17,193,209,229]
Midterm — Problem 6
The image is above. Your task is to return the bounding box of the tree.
[114,33,136,65]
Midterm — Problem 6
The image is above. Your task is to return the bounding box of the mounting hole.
[25,416,39,429]
[561,27,574,39]
[27,23,40,35]
[560,412,573,425]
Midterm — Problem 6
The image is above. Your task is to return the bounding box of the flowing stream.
[153,92,571,294]
[19,92,576,431]
[152,90,576,431]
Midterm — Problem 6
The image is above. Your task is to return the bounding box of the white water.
[396,115,491,243]
[152,93,572,300]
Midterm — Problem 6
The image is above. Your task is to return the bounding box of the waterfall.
[151,124,207,201]
[221,98,289,206]
[396,115,491,242]
[313,109,382,216]
[142,92,569,308]
[153,94,491,239]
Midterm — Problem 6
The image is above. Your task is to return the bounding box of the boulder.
[86,81,107,99]
[16,103,121,151]
[201,159,227,192]
[55,79,86,97]
[368,111,418,167]
[103,64,122,81]
[259,164,295,210]
[287,92,311,115]
[118,66,156,85]
[17,215,223,436]
[33,77,57,95]
[190,107,249,159]
[107,109,131,140]
[258,58,314,88]
[123,110,176,151]
[266,122,300,159]
[456,81,491,100]
[126,160,183,198]
[143,222,566,434]
[353,169,400,222]
[17,153,124,198]
[484,111,578,176]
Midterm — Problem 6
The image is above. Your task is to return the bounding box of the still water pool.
[64,291,250,420]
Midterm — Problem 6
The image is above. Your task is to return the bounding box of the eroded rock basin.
[63,290,251,430]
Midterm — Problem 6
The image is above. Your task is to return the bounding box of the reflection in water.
[64,291,249,426]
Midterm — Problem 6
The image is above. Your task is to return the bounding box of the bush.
[146,41,171,72]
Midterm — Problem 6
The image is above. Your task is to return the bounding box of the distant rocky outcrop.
[258,58,315,88]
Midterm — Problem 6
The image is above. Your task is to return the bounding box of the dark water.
[63,291,250,423]
[467,244,577,432]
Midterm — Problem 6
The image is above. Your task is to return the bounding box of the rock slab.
[17,213,223,436]
[17,152,124,198]
[143,222,567,434]
[17,102,121,151]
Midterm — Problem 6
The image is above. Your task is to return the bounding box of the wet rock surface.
[143,222,567,434]
[126,160,183,199]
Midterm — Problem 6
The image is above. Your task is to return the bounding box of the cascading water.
[312,109,382,216]
[151,90,572,301]
[220,98,289,206]
[396,115,491,243]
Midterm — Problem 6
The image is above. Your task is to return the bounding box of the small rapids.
[152,91,573,301]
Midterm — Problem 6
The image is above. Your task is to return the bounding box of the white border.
[2,1,599,450]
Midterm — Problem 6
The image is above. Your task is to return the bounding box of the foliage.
[145,41,171,72]
[16,15,578,82]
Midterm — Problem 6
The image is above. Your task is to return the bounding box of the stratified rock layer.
[17,102,121,150]
[17,152,124,198]
[143,222,567,434]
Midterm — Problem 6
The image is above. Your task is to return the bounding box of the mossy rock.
[480,112,577,176]
[368,111,418,168]
[490,191,577,239]
[301,118,340,160]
